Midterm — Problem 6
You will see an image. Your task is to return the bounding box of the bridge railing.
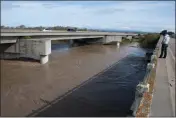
[130,35,162,117]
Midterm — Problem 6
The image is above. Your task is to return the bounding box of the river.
[1,42,148,116]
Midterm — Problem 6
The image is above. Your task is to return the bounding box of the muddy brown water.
[1,43,148,116]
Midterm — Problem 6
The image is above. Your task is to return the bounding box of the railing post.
[131,82,150,116]
[131,61,155,116]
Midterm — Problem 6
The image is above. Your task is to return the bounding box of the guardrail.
[130,36,162,117]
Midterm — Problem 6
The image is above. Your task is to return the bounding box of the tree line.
[1,25,99,31]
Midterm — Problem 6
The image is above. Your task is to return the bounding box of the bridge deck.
[0,36,104,44]
[1,32,137,37]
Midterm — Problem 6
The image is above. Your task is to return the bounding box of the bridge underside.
[0,35,125,64]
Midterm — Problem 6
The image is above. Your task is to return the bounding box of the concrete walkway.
[150,38,175,116]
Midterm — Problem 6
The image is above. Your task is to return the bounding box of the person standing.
[159,30,170,58]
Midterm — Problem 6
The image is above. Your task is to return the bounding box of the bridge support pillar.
[1,39,51,64]
[103,36,122,44]
[69,40,74,47]
[40,55,49,64]
[116,41,120,48]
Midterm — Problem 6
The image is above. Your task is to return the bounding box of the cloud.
[120,26,132,30]
[1,2,21,10]
[94,8,125,15]
[1,1,175,32]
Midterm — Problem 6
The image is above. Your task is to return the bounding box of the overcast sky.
[1,1,175,32]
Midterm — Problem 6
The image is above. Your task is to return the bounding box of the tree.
[138,34,141,36]
[1,25,5,29]
[168,31,175,38]
[168,31,174,35]
[18,25,26,29]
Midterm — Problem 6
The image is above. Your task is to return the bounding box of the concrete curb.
[131,36,161,117]
[168,47,175,61]
[166,49,175,116]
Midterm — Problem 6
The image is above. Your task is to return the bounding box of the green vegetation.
[23,36,31,39]
[121,37,131,44]
[168,31,175,38]
[1,25,99,32]
[139,33,160,49]
[121,33,160,49]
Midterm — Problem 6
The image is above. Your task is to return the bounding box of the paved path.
[150,38,175,116]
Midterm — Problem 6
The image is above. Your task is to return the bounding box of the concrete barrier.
[130,36,161,117]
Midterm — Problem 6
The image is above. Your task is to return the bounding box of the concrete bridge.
[0,32,137,64]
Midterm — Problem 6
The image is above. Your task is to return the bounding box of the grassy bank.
[121,37,132,44]
[120,33,160,49]
[139,33,160,49]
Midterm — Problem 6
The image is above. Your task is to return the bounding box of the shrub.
[23,36,31,39]
[139,33,160,49]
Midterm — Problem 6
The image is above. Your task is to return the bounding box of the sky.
[1,1,175,32]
